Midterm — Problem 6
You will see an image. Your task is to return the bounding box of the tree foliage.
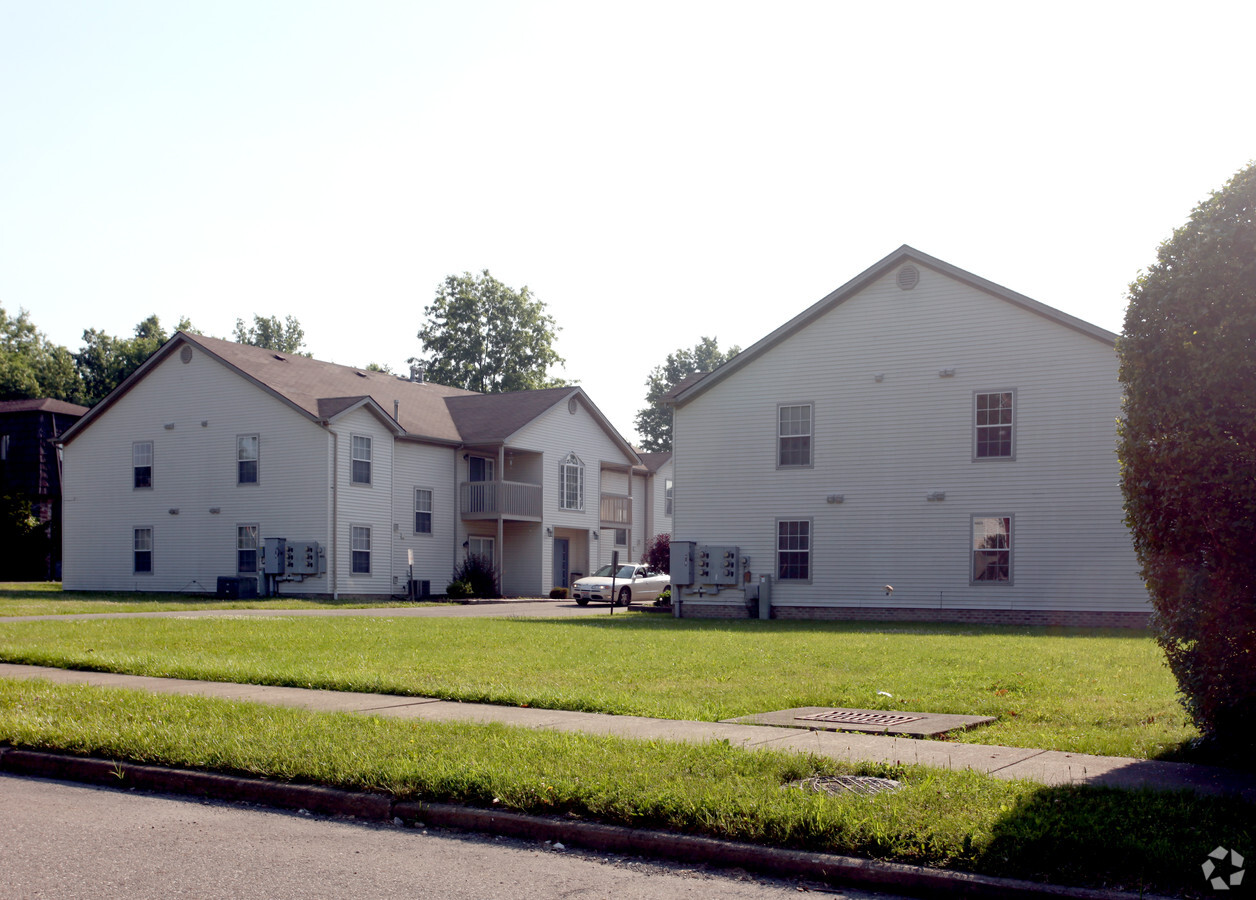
[1117,161,1256,747]
[234,314,308,356]
[415,270,565,393]
[641,532,670,574]
[634,337,739,452]
[0,306,83,403]
[74,315,172,406]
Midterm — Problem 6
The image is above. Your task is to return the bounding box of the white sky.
[3,1,1254,442]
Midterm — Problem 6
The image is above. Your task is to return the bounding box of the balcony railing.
[460,480,543,521]
[600,493,632,528]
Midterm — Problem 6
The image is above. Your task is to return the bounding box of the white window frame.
[414,488,433,535]
[350,434,372,485]
[776,518,812,582]
[664,478,673,517]
[237,434,259,485]
[973,390,1016,461]
[468,536,494,566]
[559,452,584,511]
[133,526,153,575]
[614,528,627,547]
[237,523,259,574]
[777,403,813,468]
[971,515,1013,585]
[133,441,153,489]
[468,456,494,482]
[350,524,371,575]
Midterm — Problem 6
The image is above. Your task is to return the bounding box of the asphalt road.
[0,775,889,900]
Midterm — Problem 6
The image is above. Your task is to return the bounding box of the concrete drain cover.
[787,775,905,797]
[720,706,995,737]
[796,710,926,727]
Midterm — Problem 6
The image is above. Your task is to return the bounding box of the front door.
[553,538,570,589]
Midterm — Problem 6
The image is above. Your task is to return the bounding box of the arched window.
[559,452,584,511]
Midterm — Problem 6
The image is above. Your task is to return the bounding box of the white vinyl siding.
[61,346,330,593]
[672,263,1147,615]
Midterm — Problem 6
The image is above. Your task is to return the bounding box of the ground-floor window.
[237,524,259,574]
[971,516,1012,583]
[133,527,153,574]
[776,519,811,582]
[351,525,371,575]
[468,535,494,565]
[614,528,627,546]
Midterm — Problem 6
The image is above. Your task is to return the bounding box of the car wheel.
[617,587,631,607]
[575,597,589,606]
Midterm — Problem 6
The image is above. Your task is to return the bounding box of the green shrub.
[448,553,499,599]
[655,587,671,605]
[549,587,569,599]
[1118,160,1256,748]
[445,580,472,599]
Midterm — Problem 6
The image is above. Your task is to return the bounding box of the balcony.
[460,480,543,521]
[600,493,632,528]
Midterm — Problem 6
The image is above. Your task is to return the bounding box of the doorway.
[552,538,570,589]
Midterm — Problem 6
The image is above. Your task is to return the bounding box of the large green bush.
[1118,161,1256,747]
[446,553,499,599]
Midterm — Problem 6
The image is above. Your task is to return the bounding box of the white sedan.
[571,564,669,607]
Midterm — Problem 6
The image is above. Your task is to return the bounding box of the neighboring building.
[0,398,88,580]
[667,246,1149,627]
[631,451,673,558]
[58,333,661,597]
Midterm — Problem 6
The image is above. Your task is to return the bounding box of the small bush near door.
[549,587,569,599]
[446,553,499,599]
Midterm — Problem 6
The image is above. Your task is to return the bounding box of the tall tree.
[634,337,739,452]
[0,306,83,403]
[414,270,564,393]
[234,314,308,355]
[1117,161,1256,749]
[75,314,171,406]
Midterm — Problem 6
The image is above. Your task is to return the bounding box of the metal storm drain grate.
[796,709,926,727]
[787,776,905,797]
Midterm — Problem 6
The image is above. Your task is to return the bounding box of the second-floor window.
[133,441,153,489]
[351,435,372,484]
[560,452,584,510]
[664,478,673,517]
[414,488,432,534]
[778,404,812,467]
[237,434,259,484]
[975,391,1015,459]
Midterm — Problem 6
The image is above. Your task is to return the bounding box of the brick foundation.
[680,603,1150,628]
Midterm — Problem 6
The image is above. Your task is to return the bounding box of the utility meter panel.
[285,541,326,575]
[695,544,740,585]
[671,541,695,585]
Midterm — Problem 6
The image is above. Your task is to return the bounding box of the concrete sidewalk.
[3,662,1253,803]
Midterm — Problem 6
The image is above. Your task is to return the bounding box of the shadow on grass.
[976,783,1253,896]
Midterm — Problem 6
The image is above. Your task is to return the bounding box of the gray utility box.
[695,544,741,585]
[263,537,287,575]
[671,541,696,585]
[285,541,326,575]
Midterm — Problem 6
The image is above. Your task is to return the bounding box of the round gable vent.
[568,396,578,415]
[179,345,193,364]
[896,265,920,291]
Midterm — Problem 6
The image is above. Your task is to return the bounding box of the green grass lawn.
[0,608,1196,758]
[0,677,1244,897]
[0,582,445,616]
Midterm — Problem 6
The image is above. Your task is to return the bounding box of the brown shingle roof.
[635,451,672,473]
[443,387,575,445]
[0,398,89,416]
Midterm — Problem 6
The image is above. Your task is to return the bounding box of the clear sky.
[3,1,1253,441]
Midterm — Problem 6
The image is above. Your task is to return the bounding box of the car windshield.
[591,565,638,579]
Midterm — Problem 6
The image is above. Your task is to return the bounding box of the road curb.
[0,747,1170,900]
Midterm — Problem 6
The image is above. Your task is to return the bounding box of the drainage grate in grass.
[787,775,905,797]
[796,710,926,727]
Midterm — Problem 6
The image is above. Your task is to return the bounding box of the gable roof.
[59,332,638,463]
[670,245,1118,408]
[635,451,672,474]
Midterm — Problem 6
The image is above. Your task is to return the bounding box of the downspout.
[496,443,504,594]
[326,423,339,600]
